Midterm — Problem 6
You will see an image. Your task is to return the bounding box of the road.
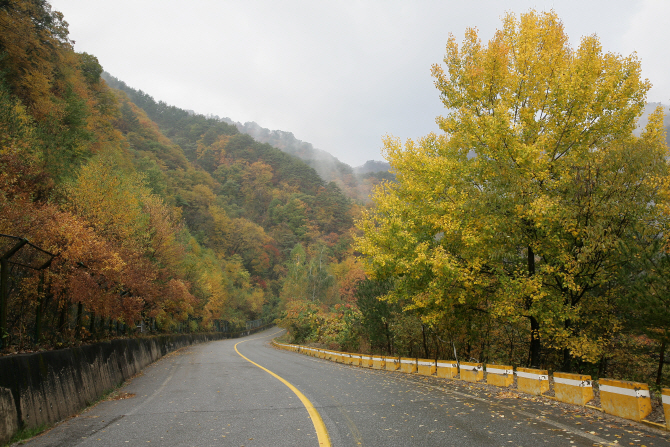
[21,328,670,446]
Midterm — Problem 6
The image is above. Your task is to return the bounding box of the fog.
[49,0,670,166]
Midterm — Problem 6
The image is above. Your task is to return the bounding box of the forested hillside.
[224,120,395,202]
[0,0,364,352]
[103,74,391,204]
[277,10,670,390]
[3,2,668,391]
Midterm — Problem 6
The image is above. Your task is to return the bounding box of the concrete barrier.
[274,340,669,429]
[599,378,651,422]
[436,361,458,379]
[459,362,483,382]
[0,387,18,446]
[385,357,401,371]
[399,358,417,374]
[485,364,513,387]
[553,372,593,406]
[371,356,386,370]
[516,367,549,395]
[417,359,436,376]
[360,355,373,368]
[663,388,669,430]
[0,332,228,440]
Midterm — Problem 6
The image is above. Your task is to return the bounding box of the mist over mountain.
[636,102,670,144]
[218,118,393,202]
[220,119,352,180]
[354,160,392,174]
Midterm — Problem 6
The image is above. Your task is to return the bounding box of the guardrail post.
[385,356,400,371]
[360,355,373,368]
[417,358,436,376]
[372,355,386,370]
[0,258,10,348]
[485,364,513,387]
[436,360,458,379]
[459,362,484,382]
[553,372,593,406]
[516,367,549,395]
[599,378,652,422]
[400,357,417,374]
[662,388,669,430]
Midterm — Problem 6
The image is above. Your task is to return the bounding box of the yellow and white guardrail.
[272,339,669,431]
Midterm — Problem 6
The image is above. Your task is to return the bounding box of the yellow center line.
[234,333,331,447]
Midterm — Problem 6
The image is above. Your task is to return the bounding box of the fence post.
[34,271,45,343]
[0,257,8,349]
[0,238,28,349]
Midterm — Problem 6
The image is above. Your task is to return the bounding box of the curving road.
[22,328,670,446]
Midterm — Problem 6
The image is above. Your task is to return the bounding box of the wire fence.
[0,233,275,353]
[0,234,55,349]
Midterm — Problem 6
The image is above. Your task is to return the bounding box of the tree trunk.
[384,321,392,355]
[34,272,45,344]
[657,339,666,386]
[75,302,83,339]
[529,316,541,368]
[0,258,9,349]
[527,245,541,368]
[561,347,572,373]
[58,301,68,332]
[561,318,572,372]
[89,311,96,336]
[422,324,429,359]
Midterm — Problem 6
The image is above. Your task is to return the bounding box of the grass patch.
[4,424,49,446]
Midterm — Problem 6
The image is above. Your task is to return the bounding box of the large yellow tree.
[356,10,669,369]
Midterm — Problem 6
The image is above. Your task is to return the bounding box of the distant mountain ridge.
[636,102,670,137]
[218,118,393,201]
[220,119,392,173]
[354,160,392,174]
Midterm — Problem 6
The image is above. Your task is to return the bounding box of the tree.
[356,10,668,369]
[619,187,670,385]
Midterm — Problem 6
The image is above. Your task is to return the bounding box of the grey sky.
[49,1,670,167]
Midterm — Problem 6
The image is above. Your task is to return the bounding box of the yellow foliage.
[355,10,669,364]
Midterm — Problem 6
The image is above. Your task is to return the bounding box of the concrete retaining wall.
[0,331,243,443]
[0,387,18,445]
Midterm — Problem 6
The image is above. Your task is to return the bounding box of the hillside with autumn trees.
[3,1,669,394]
[0,0,366,352]
[273,10,670,393]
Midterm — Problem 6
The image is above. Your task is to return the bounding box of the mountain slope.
[0,2,364,354]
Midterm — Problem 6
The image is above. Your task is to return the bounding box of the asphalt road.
[21,328,670,447]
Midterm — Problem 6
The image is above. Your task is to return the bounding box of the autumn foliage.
[0,0,363,352]
[353,11,670,385]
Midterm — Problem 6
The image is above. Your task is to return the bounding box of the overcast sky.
[49,0,670,167]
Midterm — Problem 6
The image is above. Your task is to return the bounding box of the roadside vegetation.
[1,2,668,391]
[278,10,670,390]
